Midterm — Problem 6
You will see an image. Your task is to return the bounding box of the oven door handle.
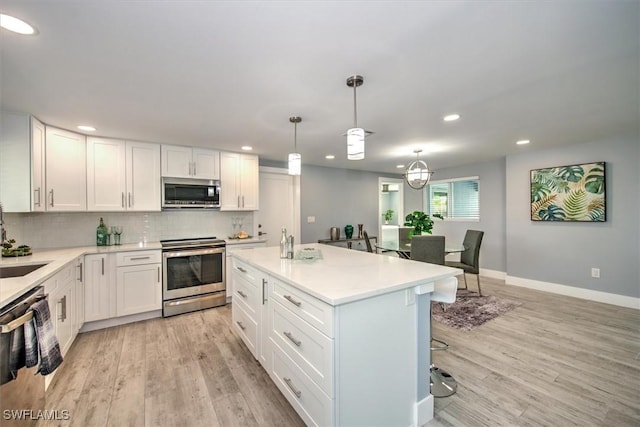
[162,247,225,258]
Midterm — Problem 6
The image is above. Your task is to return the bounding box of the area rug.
[432,290,521,331]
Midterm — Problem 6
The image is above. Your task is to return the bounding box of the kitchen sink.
[0,263,48,279]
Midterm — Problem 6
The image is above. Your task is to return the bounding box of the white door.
[253,167,300,247]
[86,137,126,211]
[192,148,220,180]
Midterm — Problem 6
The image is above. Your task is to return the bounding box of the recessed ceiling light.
[0,14,37,35]
[241,146,253,151]
[516,139,530,145]
[396,164,405,169]
[443,114,460,122]
[77,125,96,132]
[325,155,335,160]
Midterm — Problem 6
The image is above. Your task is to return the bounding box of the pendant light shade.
[346,75,369,160]
[347,127,365,160]
[404,149,433,189]
[288,116,302,176]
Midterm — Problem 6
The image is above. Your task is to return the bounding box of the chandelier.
[404,149,433,189]
[288,116,302,176]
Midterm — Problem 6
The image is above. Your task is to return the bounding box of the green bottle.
[96,217,108,246]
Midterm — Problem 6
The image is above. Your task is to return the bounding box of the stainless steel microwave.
[162,178,220,209]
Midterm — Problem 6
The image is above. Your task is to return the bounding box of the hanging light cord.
[294,121,298,152]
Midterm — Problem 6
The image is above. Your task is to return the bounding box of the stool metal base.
[430,366,457,397]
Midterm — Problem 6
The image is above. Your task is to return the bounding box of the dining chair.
[362,230,374,253]
[445,230,484,296]
[410,235,445,265]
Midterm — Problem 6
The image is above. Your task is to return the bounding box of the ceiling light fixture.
[241,146,253,151]
[77,125,96,132]
[288,116,302,176]
[443,114,460,122]
[516,139,530,145]
[0,14,37,35]
[403,149,433,190]
[325,155,335,160]
[345,75,373,160]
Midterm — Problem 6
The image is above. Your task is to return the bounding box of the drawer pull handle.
[283,295,301,307]
[130,256,151,261]
[283,331,301,347]
[237,266,247,273]
[237,290,247,298]
[236,321,246,331]
[262,278,267,304]
[283,377,302,398]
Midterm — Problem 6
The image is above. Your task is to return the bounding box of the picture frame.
[530,161,606,222]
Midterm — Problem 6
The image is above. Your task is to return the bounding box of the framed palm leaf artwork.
[530,161,606,222]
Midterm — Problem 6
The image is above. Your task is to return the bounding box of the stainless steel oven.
[161,237,226,317]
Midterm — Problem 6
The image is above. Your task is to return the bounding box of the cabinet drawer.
[272,344,332,427]
[231,258,262,287]
[42,262,74,295]
[270,278,334,338]
[233,273,261,317]
[232,302,258,359]
[271,300,334,397]
[116,250,161,266]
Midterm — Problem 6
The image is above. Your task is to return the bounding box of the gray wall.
[506,136,639,298]
[404,158,507,272]
[299,164,397,243]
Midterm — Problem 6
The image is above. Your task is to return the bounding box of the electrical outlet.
[591,268,600,278]
[307,216,315,223]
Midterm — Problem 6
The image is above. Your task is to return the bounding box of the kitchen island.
[230,243,461,427]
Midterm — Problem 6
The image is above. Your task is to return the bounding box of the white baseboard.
[505,275,640,309]
[415,394,434,427]
[479,268,506,280]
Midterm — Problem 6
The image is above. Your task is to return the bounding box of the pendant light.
[404,149,433,189]
[288,116,302,176]
[345,75,370,160]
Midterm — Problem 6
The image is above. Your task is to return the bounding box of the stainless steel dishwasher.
[0,286,45,426]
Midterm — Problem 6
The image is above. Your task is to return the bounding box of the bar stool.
[430,278,458,397]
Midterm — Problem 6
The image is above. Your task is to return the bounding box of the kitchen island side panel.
[334,288,422,427]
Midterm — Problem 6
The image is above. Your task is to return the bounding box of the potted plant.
[383,209,394,224]
[404,211,443,237]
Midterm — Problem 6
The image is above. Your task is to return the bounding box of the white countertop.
[0,242,161,308]
[231,243,462,306]
[0,238,266,308]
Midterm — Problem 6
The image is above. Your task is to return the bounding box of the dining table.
[376,240,465,260]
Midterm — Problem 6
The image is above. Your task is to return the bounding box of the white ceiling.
[1,1,638,175]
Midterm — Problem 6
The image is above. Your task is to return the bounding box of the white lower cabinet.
[225,240,267,302]
[84,253,116,322]
[43,262,76,357]
[115,250,162,316]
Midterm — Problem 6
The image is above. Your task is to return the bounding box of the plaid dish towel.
[30,299,63,375]
[24,318,38,368]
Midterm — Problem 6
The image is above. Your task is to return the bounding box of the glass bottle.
[280,227,288,259]
[96,217,108,246]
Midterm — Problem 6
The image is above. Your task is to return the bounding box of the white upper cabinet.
[31,117,46,212]
[220,152,259,211]
[0,112,36,212]
[87,138,161,212]
[161,144,219,180]
[45,126,87,211]
[126,141,161,211]
[87,137,126,211]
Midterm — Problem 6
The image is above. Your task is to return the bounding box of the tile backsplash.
[4,211,254,249]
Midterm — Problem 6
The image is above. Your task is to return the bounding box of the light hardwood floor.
[41,277,639,427]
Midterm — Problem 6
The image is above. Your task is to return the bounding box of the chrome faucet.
[0,202,6,244]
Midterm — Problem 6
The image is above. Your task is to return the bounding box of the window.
[426,176,479,220]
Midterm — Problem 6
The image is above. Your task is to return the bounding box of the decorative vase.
[344,224,354,239]
[357,224,364,238]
